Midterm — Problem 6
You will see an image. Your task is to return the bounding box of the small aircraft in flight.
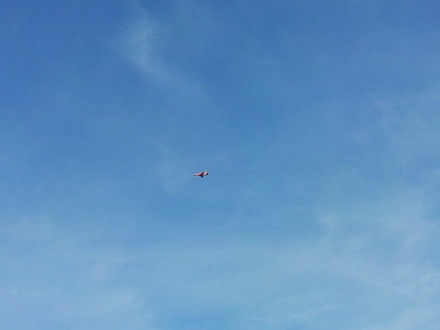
[194,171,208,178]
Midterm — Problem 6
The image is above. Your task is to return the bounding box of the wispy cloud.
[2,168,439,329]
[115,1,207,102]
[0,217,158,330]
[117,4,166,81]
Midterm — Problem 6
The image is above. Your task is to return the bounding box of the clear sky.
[1,1,440,329]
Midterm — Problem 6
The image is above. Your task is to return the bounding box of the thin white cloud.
[2,175,439,329]
[117,5,166,81]
[115,1,208,103]
[0,217,158,330]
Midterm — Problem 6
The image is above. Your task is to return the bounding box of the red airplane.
[194,171,208,178]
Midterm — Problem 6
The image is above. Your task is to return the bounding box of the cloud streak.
[115,1,207,102]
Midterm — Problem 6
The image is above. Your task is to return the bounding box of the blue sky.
[1,1,440,329]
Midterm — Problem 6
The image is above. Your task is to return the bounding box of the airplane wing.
[194,171,208,177]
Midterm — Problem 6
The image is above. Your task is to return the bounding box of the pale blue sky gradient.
[1,1,440,329]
